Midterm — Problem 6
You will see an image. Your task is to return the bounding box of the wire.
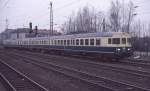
[32,0,83,23]
[55,0,82,11]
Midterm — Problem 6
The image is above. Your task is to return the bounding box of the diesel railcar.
[3,32,133,59]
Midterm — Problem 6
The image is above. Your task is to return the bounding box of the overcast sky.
[0,0,150,32]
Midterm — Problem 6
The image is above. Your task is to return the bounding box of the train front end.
[114,33,133,58]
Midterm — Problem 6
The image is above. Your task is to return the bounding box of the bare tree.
[109,0,121,32]
[109,0,136,33]
[126,1,136,33]
[62,6,104,34]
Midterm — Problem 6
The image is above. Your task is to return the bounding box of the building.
[0,28,62,40]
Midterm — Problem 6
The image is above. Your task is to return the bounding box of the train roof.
[17,32,130,40]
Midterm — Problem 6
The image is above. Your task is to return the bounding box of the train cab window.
[80,39,84,45]
[127,38,131,44]
[122,38,126,44]
[108,38,111,44]
[76,39,79,45]
[112,38,120,44]
[85,39,89,46]
[96,39,101,46]
[90,39,94,46]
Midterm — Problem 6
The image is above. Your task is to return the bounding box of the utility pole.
[50,1,53,36]
[5,19,9,39]
[5,19,9,30]
[35,25,38,37]
[102,18,106,32]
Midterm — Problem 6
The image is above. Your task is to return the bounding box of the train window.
[67,40,70,45]
[108,38,111,44]
[80,39,84,45]
[122,38,126,44]
[96,39,101,46]
[35,41,38,45]
[64,40,66,45]
[57,40,59,45]
[85,39,89,45]
[38,41,40,45]
[58,40,60,45]
[52,40,54,45]
[72,40,75,45]
[76,39,79,45]
[46,40,49,44]
[54,40,57,45]
[127,38,131,44]
[112,38,120,44]
[43,40,45,44]
[56,40,58,45]
[51,40,53,45]
[49,40,51,45]
[44,40,46,44]
[61,40,63,45]
[70,40,72,45]
[90,39,94,46]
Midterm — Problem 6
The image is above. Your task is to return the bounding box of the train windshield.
[122,38,126,44]
[112,38,120,44]
[127,38,131,44]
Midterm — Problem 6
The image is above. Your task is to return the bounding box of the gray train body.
[3,32,133,59]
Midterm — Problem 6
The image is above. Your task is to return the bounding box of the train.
[3,32,133,60]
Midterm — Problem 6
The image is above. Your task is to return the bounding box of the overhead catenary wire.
[55,0,83,11]
[33,0,83,20]
[32,0,83,23]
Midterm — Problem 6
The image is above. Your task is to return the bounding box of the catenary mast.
[50,1,53,36]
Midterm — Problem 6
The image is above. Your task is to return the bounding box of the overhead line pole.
[5,19,8,30]
[50,1,53,36]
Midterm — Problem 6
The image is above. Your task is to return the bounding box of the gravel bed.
[0,53,106,91]
[11,50,150,90]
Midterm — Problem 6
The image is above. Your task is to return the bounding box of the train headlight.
[128,48,131,51]
[117,48,121,51]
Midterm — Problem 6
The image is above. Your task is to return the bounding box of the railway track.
[10,49,150,69]
[10,49,150,76]
[2,50,150,91]
[0,59,49,91]
[122,58,150,64]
